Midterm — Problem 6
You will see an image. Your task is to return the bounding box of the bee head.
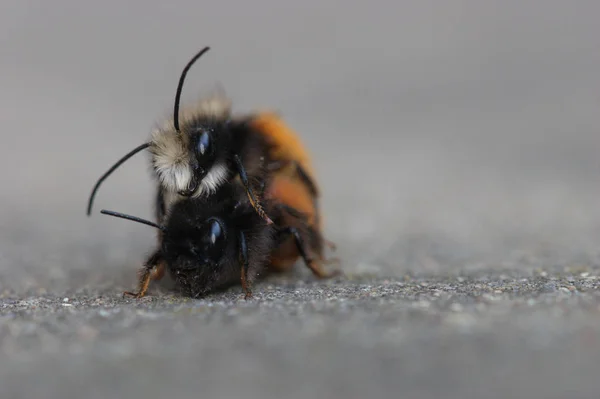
[161,215,233,297]
[149,94,234,198]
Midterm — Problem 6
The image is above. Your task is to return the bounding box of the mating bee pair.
[87,46,340,299]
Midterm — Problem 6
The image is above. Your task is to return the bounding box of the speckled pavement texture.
[2,2,600,398]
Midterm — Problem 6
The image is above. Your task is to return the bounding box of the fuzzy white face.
[149,94,233,205]
[149,131,230,197]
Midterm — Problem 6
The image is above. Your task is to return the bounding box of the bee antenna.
[173,46,211,132]
[86,142,151,216]
[100,209,166,232]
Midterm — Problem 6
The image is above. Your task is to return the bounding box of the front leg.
[233,154,273,225]
[123,250,165,299]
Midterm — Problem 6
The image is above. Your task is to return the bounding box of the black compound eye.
[200,218,226,262]
[208,219,223,244]
[196,131,211,158]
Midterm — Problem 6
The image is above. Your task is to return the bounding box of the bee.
[87,45,339,298]
[100,171,339,299]
[86,46,323,231]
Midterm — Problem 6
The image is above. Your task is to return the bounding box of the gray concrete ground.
[2,1,600,398]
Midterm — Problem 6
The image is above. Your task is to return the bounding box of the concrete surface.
[2,1,600,398]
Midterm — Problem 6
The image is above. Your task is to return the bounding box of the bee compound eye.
[196,131,211,157]
[209,220,223,243]
[200,218,226,261]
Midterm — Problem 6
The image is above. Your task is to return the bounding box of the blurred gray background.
[1,1,600,398]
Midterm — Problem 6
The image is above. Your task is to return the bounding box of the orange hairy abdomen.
[249,112,318,193]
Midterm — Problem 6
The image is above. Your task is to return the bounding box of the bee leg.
[278,227,341,279]
[123,250,164,299]
[272,202,335,257]
[274,203,336,249]
[238,230,253,300]
[233,154,274,225]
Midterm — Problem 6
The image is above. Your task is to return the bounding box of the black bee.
[101,177,338,299]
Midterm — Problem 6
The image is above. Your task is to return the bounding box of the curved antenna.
[100,209,166,232]
[86,142,151,216]
[173,46,211,132]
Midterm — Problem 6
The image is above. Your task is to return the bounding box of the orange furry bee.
[90,46,339,298]
[87,46,318,229]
